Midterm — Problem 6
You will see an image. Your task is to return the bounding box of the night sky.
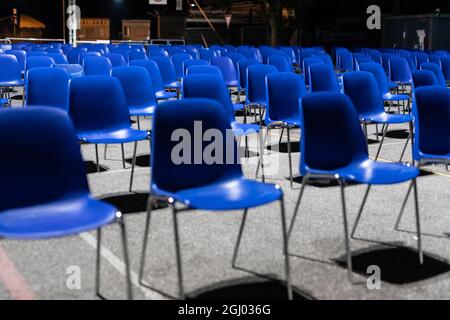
[1,0,450,40]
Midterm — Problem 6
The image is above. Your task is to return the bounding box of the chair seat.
[388,81,398,89]
[0,98,8,106]
[361,112,413,124]
[0,80,24,87]
[306,159,419,185]
[416,152,450,164]
[129,104,156,117]
[164,82,181,90]
[265,118,301,127]
[383,92,410,101]
[156,91,177,100]
[226,80,239,87]
[78,128,149,144]
[231,122,260,136]
[233,103,245,111]
[173,178,283,210]
[0,195,117,239]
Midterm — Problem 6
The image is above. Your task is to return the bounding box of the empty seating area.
[0,41,449,301]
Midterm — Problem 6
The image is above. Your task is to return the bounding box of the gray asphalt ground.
[0,91,449,300]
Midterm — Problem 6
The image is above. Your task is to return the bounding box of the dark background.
[1,0,450,43]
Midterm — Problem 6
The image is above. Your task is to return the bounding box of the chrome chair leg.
[375,124,389,160]
[412,178,423,265]
[287,175,309,241]
[171,203,185,299]
[258,130,266,183]
[256,126,270,178]
[338,179,353,283]
[394,180,414,230]
[279,127,285,146]
[118,215,133,300]
[95,228,102,299]
[350,185,372,238]
[399,121,414,163]
[95,144,100,173]
[231,209,248,268]
[121,143,126,169]
[286,126,294,188]
[103,144,108,160]
[129,141,138,192]
[280,197,293,300]
[139,196,153,286]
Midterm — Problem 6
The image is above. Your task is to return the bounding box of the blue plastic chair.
[183,74,264,166]
[5,50,26,74]
[412,70,439,89]
[139,98,292,300]
[303,57,324,87]
[359,62,410,112]
[309,63,340,93]
[236,58,260,94]
[129,50,148,61]
[47,53,69,64]
[336,50,353,72]
[268,55,293,72]
[26,67,70,112]
[211,56,240,88]
[224,52,245,73]
[243,48,263,63]
[69,76,149,191]
[420,63,447,87]
[83,56,112,76]
[0,54,24,88]
[79,51,101,66]
[105,53,127,68]
[343,71,414,161]
[25,56,55,73]
[389,56,412,87]
[263,72,307,187]
[246,64,278,107]
[182,59,209,76]
[67,47,87,64]
[198,48,216,61]
[0,107,132,299]
[395,85,450,234]
[112,66,157,130]
[440,56,450,83]
[129,59,177,101]
[288,92,422,282]
[52,64,84,78]
[172,53,193,79]
[149,56,180,91]
[186,65,222,77]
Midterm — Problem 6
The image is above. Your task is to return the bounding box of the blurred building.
[0,14,45,38]
[78,18,110,41]
[122,20,151,41]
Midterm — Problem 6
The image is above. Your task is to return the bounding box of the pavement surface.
[0,90,449,300]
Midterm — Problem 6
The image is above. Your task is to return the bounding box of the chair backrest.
[151,98,241,194]
[420,62,447,87]
[266,72,306,124]
[267,55,293,72]
[210,56,239,86]
[413,52,429,69]
[243,48,263,63]
[5,50,26,72]
[337,50,353,71]
[186,65,223,78]
[183,59,209,76]
[104,53,127,68]
[172,53,193,78]
[358,62,390,94]
[26,67,70,112]
[309,63,340,93]
[441,56,450,81]
[129,59,165,97]
[149,56,178,86]
[0,107,89,212]
[112,66,157,108]
[129,50,148,61]
[280,47,297,63]
[79,51,101,66]
[52,64,84,78]
[413,86,450,160]
[237,58,260,90]
[246,64,278,105]
[83,56,112,76]
[224,53,245,72]
[47,53,69,64]
[182,74,235,124]
[198,48,216,61]
[67,47,87,64]
[303,57,324,86]
[0,54,22,82]
[25,56,55,72]
[412,70,439,89]
[300,92,368,175]
[343,71,384,116]
[315,53,333,66]
[28,51,48,57]
[389,56,412,83]
[69,76,131,133]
